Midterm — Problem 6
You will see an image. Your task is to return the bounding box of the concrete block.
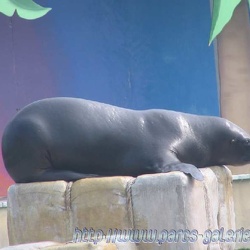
[7,177,135,245]
[44,241,138,250]
[71,177,134,231]
[232,175,250,249]
[0,241,138,250]
[7,166,235,250]
[130,169,220,250]
[0,241,59,250]
[211,166,235,250]
[7,181,72,244]
[0,205,9,248]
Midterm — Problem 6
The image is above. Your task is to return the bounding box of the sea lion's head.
[215,119,250,166]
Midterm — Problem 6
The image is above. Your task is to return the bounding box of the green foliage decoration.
[0,0,51,20]
[0,0,249,45]
[209,0,242,45]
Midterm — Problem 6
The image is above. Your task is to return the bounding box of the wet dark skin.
[2,97,250,183]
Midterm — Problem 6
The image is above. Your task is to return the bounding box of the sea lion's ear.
[244,139,250,146]
[231,139,236,144]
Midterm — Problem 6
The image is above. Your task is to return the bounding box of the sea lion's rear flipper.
[25,170,101,183]
[162,163,204,181]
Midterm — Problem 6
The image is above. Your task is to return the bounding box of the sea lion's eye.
[231,139,236,144]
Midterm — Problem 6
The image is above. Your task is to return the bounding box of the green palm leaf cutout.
[0,0,51,20]
[209,0,241,45]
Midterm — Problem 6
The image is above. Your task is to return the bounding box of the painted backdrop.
[0,0,219,196]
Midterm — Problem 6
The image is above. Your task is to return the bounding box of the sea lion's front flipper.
[162,163,204,181]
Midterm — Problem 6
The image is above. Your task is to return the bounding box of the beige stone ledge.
[7,167,235,250]
[0,207,9,248]
[0,241,137,250]
[232,176,250,249]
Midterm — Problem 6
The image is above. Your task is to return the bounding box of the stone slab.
[7,167,235,250]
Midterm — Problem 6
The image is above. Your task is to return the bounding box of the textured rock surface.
[0,241,60,250]
[131,170,217,250]
[70,177,134,231]
[211,167,236,250]
[232,176,250,249]
[7,166,235,250]
[1,241,137,250]
[0,206,8,248]
[7,181,72,243]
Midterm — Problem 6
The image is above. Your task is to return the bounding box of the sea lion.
[2,97,250,183]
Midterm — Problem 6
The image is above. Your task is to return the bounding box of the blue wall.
[37,0,219,114]
[0,0,219,195]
